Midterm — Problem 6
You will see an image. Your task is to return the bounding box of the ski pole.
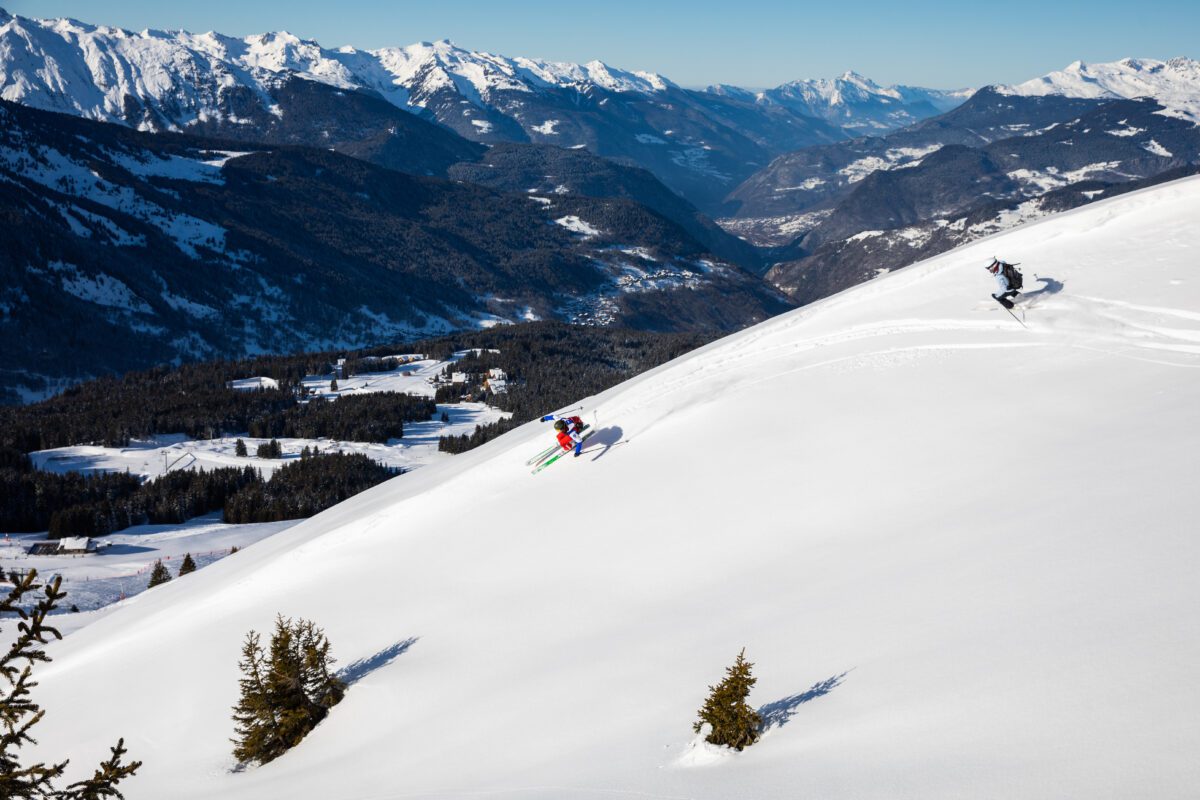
[1002,305,1027,329]
[553,404,583,416]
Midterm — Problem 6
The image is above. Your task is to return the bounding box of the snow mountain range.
[710,71,971,133]
[27,173,1200,799]
[0,7,954,213]
[999,56,1200,124]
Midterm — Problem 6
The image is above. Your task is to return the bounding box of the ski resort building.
[26,537,99,556]
[485,368,508,394]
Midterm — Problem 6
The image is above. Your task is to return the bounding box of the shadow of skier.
[583,425,625,461]
[1023,275,1064,300]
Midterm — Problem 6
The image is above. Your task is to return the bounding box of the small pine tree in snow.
[146,560,171,588]
[231,616,346,766]
[178,554,197,576]
[234,438,248,457]
[1,570,141,799]
[694,648,762,751]
[229,546,239,555]
[255,440,282,459]
[329,379,338,392]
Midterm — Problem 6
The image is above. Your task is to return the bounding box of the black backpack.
[1000,261,1023,291]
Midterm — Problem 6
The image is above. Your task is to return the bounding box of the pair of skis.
[527,424,593,475]
[524,422,590,466]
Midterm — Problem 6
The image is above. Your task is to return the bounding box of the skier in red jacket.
[542,414,586,457]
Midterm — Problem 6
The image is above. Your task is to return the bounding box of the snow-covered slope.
[1000,57,1200,124]
[27,177,1200,797]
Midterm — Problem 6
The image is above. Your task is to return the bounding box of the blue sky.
[7,0,1198,88]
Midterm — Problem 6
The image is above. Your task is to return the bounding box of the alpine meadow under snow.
[26,175,1200,798]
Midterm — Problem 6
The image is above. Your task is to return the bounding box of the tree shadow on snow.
[585,425,626,462]
[757,670,851,732]
[1023,275,1064,299]
[337,637,419,686]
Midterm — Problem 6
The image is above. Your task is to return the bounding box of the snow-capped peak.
[732,71,969,132]
[836,70,883,90]
[998,57,1200,125]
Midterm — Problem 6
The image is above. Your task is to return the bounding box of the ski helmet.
[554,420,567,432]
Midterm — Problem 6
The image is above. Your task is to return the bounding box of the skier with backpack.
[541,413,587,458]
[987,258,1023,309]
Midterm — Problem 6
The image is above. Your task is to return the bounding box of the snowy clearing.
[553,214,602,238]
[30,354,510,482]
[1,516,297,620]
[228,376,279,391]
[28,398,505,482]
[1144,139,1173,157]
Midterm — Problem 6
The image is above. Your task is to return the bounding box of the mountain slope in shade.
[447,143,763,272]
[0,101,790,400]
[26,175,1200,799]
[722,88,1113,223]
[999,57,1200,123]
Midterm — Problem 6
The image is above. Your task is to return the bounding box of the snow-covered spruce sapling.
[235,438,248,457]
[231,616,346,766]
[178,554,197,577]
[694,648,763,751]
[1,570,141,798]
[147,560,171,588]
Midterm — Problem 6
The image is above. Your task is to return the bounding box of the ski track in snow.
[605,291,1200,442]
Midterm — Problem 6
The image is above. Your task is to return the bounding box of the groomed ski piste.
[27,176,1200,798]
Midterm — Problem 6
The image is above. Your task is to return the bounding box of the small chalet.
[485,368,508,394]
[27,537,99,556]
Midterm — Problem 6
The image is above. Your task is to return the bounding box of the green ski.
[525,443,560,466]
[526,425,590,466]
[531,430,595,475]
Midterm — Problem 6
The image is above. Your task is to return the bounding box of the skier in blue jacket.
[988,258,1021,309]
[541,413,586,458]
